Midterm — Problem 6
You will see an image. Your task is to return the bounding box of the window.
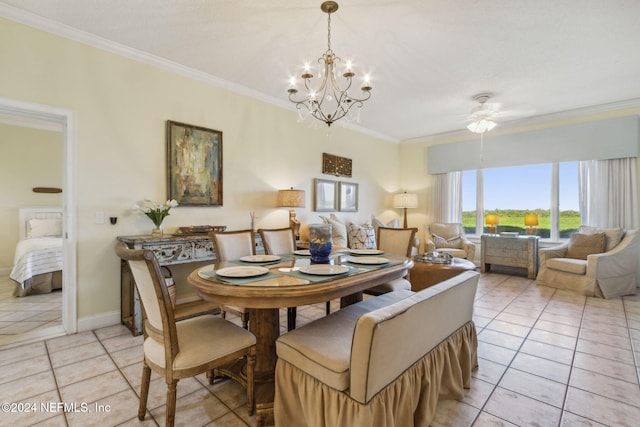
[462,162,580,240]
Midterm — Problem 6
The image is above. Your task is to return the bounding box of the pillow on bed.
[29,218,62,238]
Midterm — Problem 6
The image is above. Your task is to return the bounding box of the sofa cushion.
[371,214,400,234]
[276,289,414,391]
[546,257,588,275]
[432,233,462,249]
[579,225,625,252]
[320,215,349,247]
[347,223,377,249]
[566,232,606,260]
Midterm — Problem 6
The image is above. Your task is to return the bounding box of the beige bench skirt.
[274,321,477,427]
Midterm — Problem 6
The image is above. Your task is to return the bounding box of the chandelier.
[287,1,372,127]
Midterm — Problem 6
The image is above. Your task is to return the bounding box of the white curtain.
[579,158,638,229]
[431,171,462,223]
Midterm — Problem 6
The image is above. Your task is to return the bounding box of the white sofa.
[536,226,639,298]
[274,271,480,427]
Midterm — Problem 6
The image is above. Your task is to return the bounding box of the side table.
[409,257,477,291]
[481,234,539,279]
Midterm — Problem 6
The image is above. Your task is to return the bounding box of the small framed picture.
[314,178,337,212]
[339,181,358,212]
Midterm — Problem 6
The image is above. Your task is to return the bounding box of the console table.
[117,233,263,335]
[481,234,539,279]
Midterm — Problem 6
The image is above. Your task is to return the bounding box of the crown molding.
[404,98,640,144]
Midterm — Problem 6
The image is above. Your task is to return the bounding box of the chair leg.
[138,361,151,420]
[241,312,249,329]
[221,310,227,319]
[287,307,297,331]
[246,346,256,415]
[325,300,331,315]
[166,379,178,427]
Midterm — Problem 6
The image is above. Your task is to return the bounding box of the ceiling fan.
[465,93,534,133]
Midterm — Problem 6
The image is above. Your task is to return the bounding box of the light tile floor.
[1,271,640,426]
[0,275,62,343]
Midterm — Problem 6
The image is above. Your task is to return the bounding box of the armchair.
[536,227,639,299]
[425,223,476,261]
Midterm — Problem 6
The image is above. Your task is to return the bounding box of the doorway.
[0,97,77,347]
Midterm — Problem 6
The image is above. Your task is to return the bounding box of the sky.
[462,162,580,212]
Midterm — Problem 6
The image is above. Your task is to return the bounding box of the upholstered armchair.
[536,227,639,299]
[425,223,476,261]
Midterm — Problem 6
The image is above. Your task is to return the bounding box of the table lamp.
[278,188,305,238]
[485,214,499,234]
[393,192,418,228]
[524,214,539,235]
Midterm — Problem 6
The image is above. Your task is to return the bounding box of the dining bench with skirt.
[274,270,480,427]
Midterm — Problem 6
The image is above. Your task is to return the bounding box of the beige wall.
[0,123,62,269]
[0,19,402,323]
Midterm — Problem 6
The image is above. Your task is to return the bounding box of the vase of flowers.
[133,199,179,237]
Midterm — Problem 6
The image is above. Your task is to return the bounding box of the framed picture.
[314,178,337,212]
[166,120,223,206]
[339,181,359,212]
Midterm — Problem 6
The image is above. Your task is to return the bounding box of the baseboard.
[77,310,120,332]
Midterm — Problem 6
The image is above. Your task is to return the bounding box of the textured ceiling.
[2,0,640,142]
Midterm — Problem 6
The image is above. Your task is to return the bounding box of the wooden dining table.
[187,251,413,426]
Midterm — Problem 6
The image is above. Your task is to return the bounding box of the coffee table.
[409,257,477,291]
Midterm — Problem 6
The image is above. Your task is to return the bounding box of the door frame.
[0,96,77,334]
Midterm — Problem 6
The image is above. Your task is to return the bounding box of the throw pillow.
[347,223,377,249]
[579,225,624,252]
[566,232,606,260]
[371,214,401,234]
[319,215,349,247]
[432,233,463,249]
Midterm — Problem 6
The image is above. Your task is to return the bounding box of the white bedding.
[10,237,63,287]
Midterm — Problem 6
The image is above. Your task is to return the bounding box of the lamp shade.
[524,214,539,227]
[485,214,499,226]
[277,188,305,208]
[393,192,418,209]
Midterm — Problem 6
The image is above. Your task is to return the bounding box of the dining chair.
[208,229,256,329]
[364,226,418,296]
[259,227,332,331]
[114,242,256,427]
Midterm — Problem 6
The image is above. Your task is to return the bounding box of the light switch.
[95,211,105,224]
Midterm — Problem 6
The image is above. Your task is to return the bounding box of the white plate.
[349,249,384,255]
[215,266,269,278]
[299,265,349,276]
[240,254,281,263]
[347,256,390,265]
[294,249,311,256]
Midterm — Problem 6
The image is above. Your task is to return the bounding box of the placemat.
[278,267,360,283]
[200,270,281,285]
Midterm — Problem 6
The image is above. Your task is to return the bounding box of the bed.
[10,207,63,297]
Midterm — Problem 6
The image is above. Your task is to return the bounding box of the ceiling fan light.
[467,119,496,133]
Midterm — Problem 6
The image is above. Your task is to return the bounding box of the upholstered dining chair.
[209,229,256,329]
[114,242,256,427]
[364,226,417,296]
[259,227,331,331]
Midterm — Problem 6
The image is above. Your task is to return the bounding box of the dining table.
[187,250,414,427]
